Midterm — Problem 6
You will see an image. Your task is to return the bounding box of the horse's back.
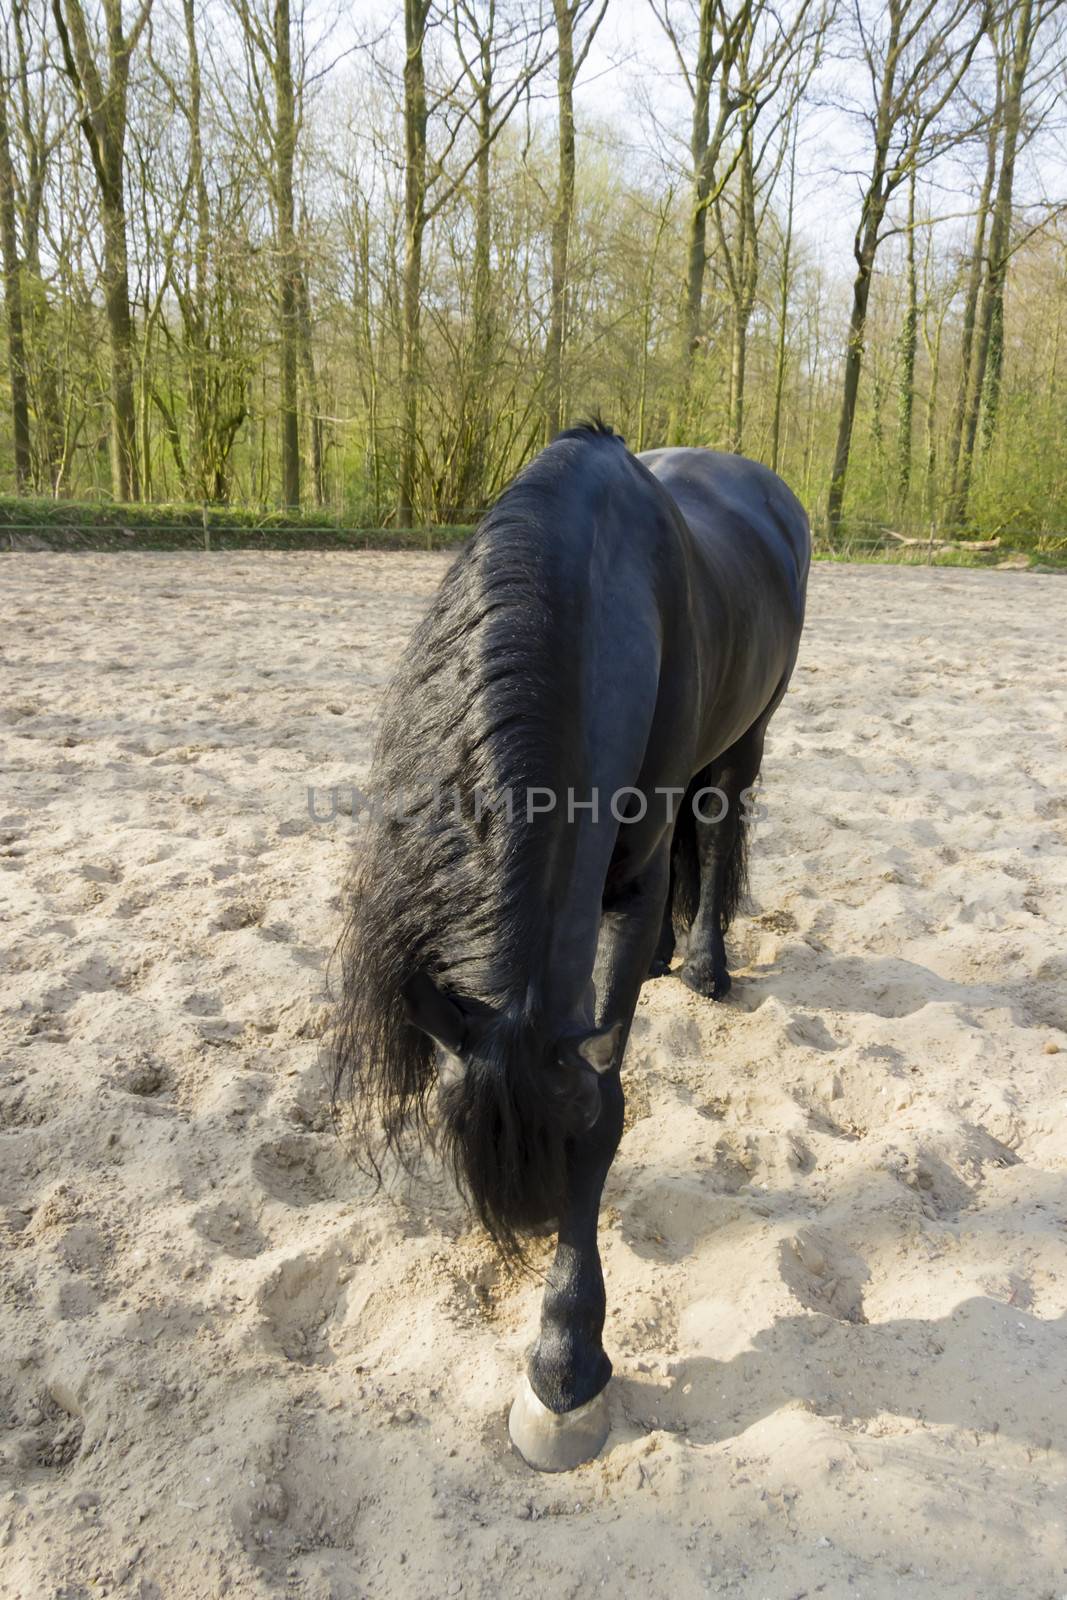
[635,447,810,761]
[638,447,810,618]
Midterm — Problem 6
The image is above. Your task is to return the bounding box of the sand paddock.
[2,553,1066,1600]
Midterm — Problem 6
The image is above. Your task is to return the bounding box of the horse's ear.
[560,1021,623,1075]
[402,972,467,1055]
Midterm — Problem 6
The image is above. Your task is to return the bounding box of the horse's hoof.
[508,1375,611,1472]
[679,959,731,1000]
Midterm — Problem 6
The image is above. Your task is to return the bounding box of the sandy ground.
[2,553,1066,1600]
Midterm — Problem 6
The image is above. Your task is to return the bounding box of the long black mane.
[331,425,625,1254]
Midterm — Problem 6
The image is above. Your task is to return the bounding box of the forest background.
[0,0,1065,547]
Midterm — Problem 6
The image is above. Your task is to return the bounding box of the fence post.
[202,505,211,552]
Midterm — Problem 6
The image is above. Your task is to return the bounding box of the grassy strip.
[0,496,474,552]
[812,520,1067,570]
[813,540,1067,571]
[812,544,1067,571]
[1,495,1064,568]
[0,495,469,531]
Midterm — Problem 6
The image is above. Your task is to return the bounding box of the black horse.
[333,423,809,1470]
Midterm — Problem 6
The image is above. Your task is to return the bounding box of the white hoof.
[507,1375,611,1472]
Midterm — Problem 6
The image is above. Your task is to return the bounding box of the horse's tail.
[717,791,751,936]
[669,777,702,938]
[669,769,751,939]
[330,848,573,1261]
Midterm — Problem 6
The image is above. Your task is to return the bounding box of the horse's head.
[401,971,620,1136]
[397,969,617,1248]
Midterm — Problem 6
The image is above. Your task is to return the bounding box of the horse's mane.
[554,416,619,443]
[331,425,625,1255]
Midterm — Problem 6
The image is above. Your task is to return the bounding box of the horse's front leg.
[507,1065,624,1470]
[509,845,669,1472]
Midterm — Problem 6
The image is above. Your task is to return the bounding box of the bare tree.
[950,0,1059,522]
[541,0,605,439]
[177,0,248,501]
[825,0,986,529]
[650,0,823,437]
[396,0,548,525]
[52,0,152,500]
[894,166,918,506]
[273,0,299,505]
[944,51,1001,509]
[8,0,65,490]
[712,30,822,453]
[224,0,303,503]
[437,0,550,509]
[769,105,798,471]
[0,51,30,487]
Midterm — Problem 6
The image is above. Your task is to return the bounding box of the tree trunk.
[827,211,880,528]
[682,0,719,388]
[0,87,31,489]
[450,58,494,518]
[274,0,300,507]
[728,305,747,452]
[181,0,210,501]
[770,115,797,475]
[472,78,492,383]
[980,262,1005,454]
[13,12,66,497]
[685,174,710,375]
[637,192,672,452]
[297,265,324,505]
[945,106,999,510]
[398,0,429,527]
[954,0,1033,523]
[349,198,382,520]
[544,0,575,441]
[101,173,139,500]
[52,0,149,502]
[895,169,917,509]
[727,120,757,454]
[922,296,945,519]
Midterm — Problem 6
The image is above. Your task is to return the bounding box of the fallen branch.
[885,531,1001,551]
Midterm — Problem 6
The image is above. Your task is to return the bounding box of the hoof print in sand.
[885,1148,973,1219]
[212,897,265,932]
[192,1201,268,1259]
[0,1083,53,1128]
[251,1134,339,1207]
[116,1054,168,1096]
[256,1246,348,1364]
[7,1393,86,1475]
[780,1229,869,1324]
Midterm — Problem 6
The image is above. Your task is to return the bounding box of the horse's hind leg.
[647,856,676,977]
[509,845,670,1471]
[680,721,766,1001]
